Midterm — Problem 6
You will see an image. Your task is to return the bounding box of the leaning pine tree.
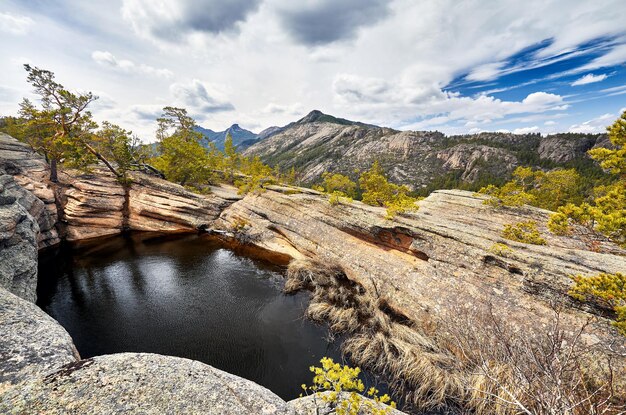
[17,65,141,183]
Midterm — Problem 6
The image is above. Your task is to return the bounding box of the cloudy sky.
[1,0,625,141]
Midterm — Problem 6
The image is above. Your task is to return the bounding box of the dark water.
[36,233,345,400]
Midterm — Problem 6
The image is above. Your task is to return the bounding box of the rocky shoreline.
[1,132,624,414]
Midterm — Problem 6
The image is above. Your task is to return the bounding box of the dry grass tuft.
[286,258,626,414]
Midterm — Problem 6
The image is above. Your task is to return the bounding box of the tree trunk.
[50,158,58,182]
[122,183,131,232]
[82,141,121,178]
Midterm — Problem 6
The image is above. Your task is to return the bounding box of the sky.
[1,0,625,141]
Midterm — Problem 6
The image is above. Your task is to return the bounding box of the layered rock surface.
[0,133,59,248]
[0,131,622,413]
[0,134,241,242]
[59,169,240,241]
[61,171,242,241]
[216,188,626,347]
[0,172,43,302]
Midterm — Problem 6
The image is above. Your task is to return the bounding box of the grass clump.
[285,259,466,412]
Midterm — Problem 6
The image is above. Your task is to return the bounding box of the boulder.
[1,353,293,415]
[0,287,78,393]
[0,173,41,301]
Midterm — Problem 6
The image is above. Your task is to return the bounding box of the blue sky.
[0,0,625,140]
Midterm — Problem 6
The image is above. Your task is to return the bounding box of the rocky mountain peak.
[297,110,325,124]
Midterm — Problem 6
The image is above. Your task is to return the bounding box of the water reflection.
[37,233,343,400]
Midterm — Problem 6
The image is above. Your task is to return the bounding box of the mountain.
[257,126,284,140]
[244,110,610,194]
[195,123,259,151]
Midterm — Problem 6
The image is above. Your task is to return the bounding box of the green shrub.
[548,112,626,247]
[488,242,513,256]
[323,172,357,198]
[329,190,353,206]
[359,161,418,219]
[478,166,582,210]
[569,272,626,336]
[300,357,395,415]
[502,220,547,245]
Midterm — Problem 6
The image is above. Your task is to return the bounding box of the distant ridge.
[195,123,259,151]
[241,109,610,194]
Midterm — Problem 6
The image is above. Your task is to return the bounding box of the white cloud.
[544,120,556,125]
[261,102,304,115]
[466,62,507,82]
[513,126,539,134]
[333,72,568,127]
[571,73,607,86]
[521,92,563,106]
[0,12,33,35]
[169,80,235,114]
[577,44,626,72]
[92,51,173,78]
[121,0,261,43]
[569,113,614,133]
[1,0,626,140]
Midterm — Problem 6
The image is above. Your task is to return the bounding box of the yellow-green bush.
[488,242,513,256]
[300,357,395,415]
[479,166,582,210]
[329,190,353,206]
[548,112,626,247]
[359,161,418,219]
[501,220,546,245]
[323,172,357,198]
[569,272,626,336]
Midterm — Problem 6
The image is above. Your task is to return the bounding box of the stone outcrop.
[127,173,241,233]
[1,353,293,415]
[0,172,42,302]
[59,169,241,241]
[0,287,78,393]
[537,134,597,163]
[59,168,127,240]
[215,188,626,347]
[0,133,59,248]
[436,144,518,181]
[0,134,241,243]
